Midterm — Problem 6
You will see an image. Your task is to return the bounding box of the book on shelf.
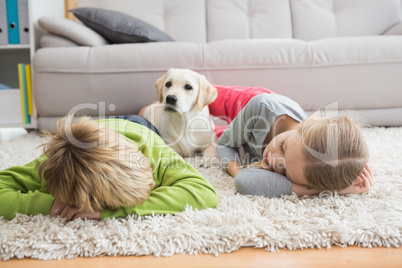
[17,63,32,124]
[25,64,33,114]
[17,0,29,44]
[0,0,30,45]
[0,0,8,44]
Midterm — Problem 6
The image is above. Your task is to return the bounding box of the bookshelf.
[0,0,65,129]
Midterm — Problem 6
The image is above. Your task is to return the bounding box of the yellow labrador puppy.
[142,69,218,157]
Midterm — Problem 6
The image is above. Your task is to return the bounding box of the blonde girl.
[213,90,374,197]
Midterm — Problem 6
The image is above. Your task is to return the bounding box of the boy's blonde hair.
[250,116,369,191]
[39,115,154,212]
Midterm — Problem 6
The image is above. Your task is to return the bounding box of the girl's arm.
[294,164,375,197]
[226,160,243,177]
[234,167,293,198]
[235,167,323,198]
[291,183,322,197]
[337,164,375,195]
[216,145,243,174]
[216,95,275,172]
[235,165,374,198]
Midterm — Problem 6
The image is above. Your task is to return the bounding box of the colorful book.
[25,64,33,115]
[17,63,25,124]
[6,0,19,44]
[18,63,30,124]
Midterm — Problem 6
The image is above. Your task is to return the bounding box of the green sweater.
[0,119,219,220]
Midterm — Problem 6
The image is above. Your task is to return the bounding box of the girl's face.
[262,129,309,186]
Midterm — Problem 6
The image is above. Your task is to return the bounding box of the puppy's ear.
[155,72,168,103]
[197,75,218,111]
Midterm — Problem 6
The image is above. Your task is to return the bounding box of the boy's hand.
[69,210,101,221]
[59,205,101,221]
[338,164,375,195]
[50,199,67,217]
[50,199,101,221]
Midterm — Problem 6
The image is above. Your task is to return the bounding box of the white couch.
[33,0,402,130]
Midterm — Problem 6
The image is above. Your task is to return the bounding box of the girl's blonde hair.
[39,115,154,212]
[251,116,369,191]
[300,116,368,190]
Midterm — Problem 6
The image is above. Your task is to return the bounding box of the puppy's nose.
[166,95,178,105]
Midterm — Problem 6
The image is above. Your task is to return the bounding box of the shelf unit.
[0,44,30,49]
[0,0,65,129]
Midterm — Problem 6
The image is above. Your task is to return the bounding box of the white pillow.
[40,34,80,48]
[384,22,402,35]
[38,16,108,46]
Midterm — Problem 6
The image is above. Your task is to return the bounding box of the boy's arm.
[101,156,219,219]
[0,157,55,220]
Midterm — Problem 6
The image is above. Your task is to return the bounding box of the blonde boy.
[0,115,219,221]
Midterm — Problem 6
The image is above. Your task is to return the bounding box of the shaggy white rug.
[0,127,401,260]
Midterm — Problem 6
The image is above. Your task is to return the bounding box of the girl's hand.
[226,161,243,177]
[338,164,375,195]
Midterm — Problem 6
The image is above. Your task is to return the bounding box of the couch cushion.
[206,0,292,42]
[70,7,174,43]
[33,42,204,117]
[202,36,402,111]
[77,0,206,43]
[33,35,402,120]
[309,36,402,65]
[291,0,402,41]
[204,39,311,67]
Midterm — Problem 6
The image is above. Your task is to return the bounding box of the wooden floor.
[3,246,402,268]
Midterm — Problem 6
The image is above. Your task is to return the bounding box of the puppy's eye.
[165,82,172,88]
[184,84,193,90]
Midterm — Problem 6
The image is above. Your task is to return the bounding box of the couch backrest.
[290,0,402,41]
[206,0,293,42]
[207,0,402,42]
[78,0,207,43]
[78,0,402,43]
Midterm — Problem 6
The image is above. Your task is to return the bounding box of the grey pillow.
[70,7,175,44]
